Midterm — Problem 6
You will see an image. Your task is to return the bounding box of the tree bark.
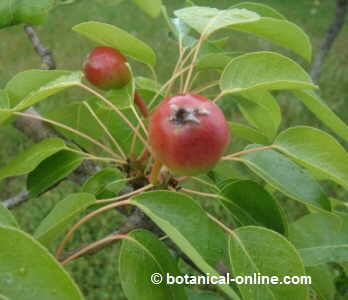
[310,0,348,82]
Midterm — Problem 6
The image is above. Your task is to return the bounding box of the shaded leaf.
[0,225,84,299]
[27,150,84,198]
[119,229,187,300]
[0,138,65,181]
[73,21,156,66]
[34,193,96,247]
[221,180,287,234]
[239,145,331,211]
[306,265,335,300]
[82,167,125,198]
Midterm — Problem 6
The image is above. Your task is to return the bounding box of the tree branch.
[310,0,348,82]
[24,25,56,70]
[1,25,96,207]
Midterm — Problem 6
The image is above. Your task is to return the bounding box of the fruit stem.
[150,160,163,185]
[61,234,127,265]
[134,91,149,118]
[223,146,274,160]
[56,199,130,259]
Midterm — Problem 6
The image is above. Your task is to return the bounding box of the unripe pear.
[84,46,131,90]
[149,93,230,176]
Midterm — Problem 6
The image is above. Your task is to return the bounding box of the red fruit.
[149,93,230,176]
[84,46,131,90]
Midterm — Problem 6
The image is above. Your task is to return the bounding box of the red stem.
[134,91,149,118]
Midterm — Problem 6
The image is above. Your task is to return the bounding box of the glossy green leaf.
[132,0,161,18]
[0,225,84,299]
[274,126,348,189]
[73,21,156,66]
[130,191,240,300]
[289,213,348,266]
[135,77,161,94]
[293,90,348,143]
[231,2,286,19]
[229,226,309,299]
[306,265,335,300]
[0,138,65,182]
[221,180,287,234]
[5,70,82,110]
[27,150,84,198]
[229,122,269,145]
[82,167,125,198]
[174,6,259,36]
[0,203,19,228]
[34,193,96,247]
[119,229,187,300]
[220,52,316,94]
[0,0,55,29]
[239,145,331,211]
[231,18,312,61]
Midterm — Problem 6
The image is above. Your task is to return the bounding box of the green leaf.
[5,70,82,110]
[221,180,287,234]
[289,213,348,266]
[119,229,187,300]
[27,150,84,198]
[0,90,10,109]
[239,145,331,211]
[161,6,196,47]
[45,98,142,156]
[229,226,309,299]
[0,225,84,299]
[174,6,260,36]
[231,2,286,19]
[274,126,348,189]
[306,265,335,300]
[0,203,19,228]
[0,138,65,182]
[0,295,9,300]
[135,76,161,94]
[73,21,156,66]
[132,0,162,18]
[186,289,224,299]
[220,52,316,94]
[230,18,312,61]
[229,122,269,144]
[235,90,281,141]
[196,52,243,71]
[130,191,240,300]
[34,193,96,247]
[82,167,125,198]
[0,0,55,29]
[293,90,348,143]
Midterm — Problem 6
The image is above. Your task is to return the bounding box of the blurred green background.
[0,0,347,299]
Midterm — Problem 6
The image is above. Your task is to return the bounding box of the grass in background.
[0,0,347,299]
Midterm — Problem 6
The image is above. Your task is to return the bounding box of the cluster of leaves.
[0,1,348,300]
